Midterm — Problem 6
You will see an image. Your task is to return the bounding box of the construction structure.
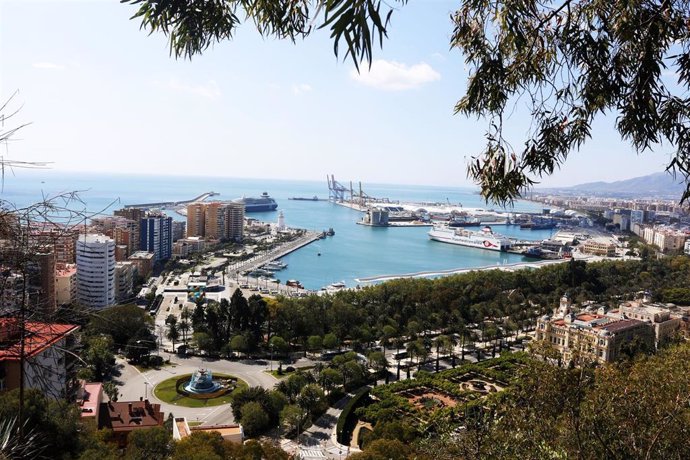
[327,174,392,206]
[327,175,349,202]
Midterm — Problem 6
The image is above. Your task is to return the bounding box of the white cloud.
[292,83,312,95]
[32,62,64,70]
[350,59,441,91]
[154,78,221,99]
[431,52,446,61]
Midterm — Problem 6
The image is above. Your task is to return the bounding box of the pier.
[124,191,219,209]
[227,231,322,276]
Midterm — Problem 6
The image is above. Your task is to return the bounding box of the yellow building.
[535,296,655,364]
[186,203,206,238]
[581,238,616,257]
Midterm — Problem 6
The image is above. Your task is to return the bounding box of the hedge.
[336,387,370,445]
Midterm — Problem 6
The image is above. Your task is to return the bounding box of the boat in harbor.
[428,225,512,252]
[234,192,278,212]
[262,260,288,271]
[448,215,482,227]
[321,281,347,292]
[288,196,323,201]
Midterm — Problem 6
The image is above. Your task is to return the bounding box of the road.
[116,354,282,427]
[281,393,360,460]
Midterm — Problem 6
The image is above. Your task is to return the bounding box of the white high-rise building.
[76,234,115,309]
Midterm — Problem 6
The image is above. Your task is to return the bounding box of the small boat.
[324,281,347,292]
[263,261,287,270]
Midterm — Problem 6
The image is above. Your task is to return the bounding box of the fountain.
[183,368,222,394]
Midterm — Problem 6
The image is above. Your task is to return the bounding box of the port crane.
[327,174,349,202]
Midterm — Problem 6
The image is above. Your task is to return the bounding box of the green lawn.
[264,366,314,379]
[153,373,247,408]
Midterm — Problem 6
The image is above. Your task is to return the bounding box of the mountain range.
[542,172,687,197]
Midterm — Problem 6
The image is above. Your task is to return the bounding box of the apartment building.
[76,234,115,309]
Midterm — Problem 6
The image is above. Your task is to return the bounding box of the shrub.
[336,387,370,445]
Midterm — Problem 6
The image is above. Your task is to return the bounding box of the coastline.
[355,258,569,283]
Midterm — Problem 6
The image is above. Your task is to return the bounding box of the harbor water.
[2,171,558,290]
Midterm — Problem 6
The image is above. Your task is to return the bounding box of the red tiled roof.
[99,400,163,432]
[0,319,78,361]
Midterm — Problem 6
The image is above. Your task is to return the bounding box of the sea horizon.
[1,169,553,290]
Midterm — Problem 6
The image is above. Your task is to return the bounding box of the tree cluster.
[206,258,690,360]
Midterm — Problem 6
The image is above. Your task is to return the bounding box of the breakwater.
[355,259,568,283]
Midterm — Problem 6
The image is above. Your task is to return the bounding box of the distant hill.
[544,172,687,197]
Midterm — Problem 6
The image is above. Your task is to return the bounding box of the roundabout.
[153,370,248,408]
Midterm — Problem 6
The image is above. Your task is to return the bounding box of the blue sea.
[1,171,556,290]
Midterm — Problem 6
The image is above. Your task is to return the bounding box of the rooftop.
[190,424,243,437]
[0,319,79,361]
[78,382,103,418]
[56,264,77,277]
[99,400,163,432]
[79,233,113,244]
[600,318,645,333]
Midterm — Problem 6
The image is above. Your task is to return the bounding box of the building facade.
[581,238,616,257]
[0,319,80,400]
[535,296,655,364]
[172,221,186,242]
[139,213,172,261]
[76,234,116,309]
[114,262,135,303]
[186,203,205,238]
[223,202,245,241]
[56,263,77,306]
[128,251,154,277]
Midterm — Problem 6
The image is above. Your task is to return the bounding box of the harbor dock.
[227,231,322,276]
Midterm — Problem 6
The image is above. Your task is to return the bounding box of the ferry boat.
[428,225,512,252]
[234,192,278,212]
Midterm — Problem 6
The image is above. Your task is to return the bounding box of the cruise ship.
[428,225,512,252]
[234,192,278,212]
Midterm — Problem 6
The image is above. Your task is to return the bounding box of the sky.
[0,0,674,188]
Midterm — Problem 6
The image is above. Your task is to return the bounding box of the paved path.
[281,393,360,459]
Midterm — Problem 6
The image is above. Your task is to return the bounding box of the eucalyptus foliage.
[121,0,404,70]
[453,0,690,203]
[123,1,690,203]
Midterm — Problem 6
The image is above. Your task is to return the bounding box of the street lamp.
[269,343,275,372]
[144,381,149,399]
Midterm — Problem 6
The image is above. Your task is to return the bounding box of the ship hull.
[243,203,278,212]
[428,228,511,252]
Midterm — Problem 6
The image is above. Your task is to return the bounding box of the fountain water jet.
[183,368,222,394]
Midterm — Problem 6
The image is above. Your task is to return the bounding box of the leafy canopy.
[123,0,690,203]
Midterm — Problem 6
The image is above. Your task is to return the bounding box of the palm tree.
[167,323,179,353]
[433,335,451,372]
[179,319,191,345]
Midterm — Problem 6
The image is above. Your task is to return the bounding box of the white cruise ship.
[428,225,512,252]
